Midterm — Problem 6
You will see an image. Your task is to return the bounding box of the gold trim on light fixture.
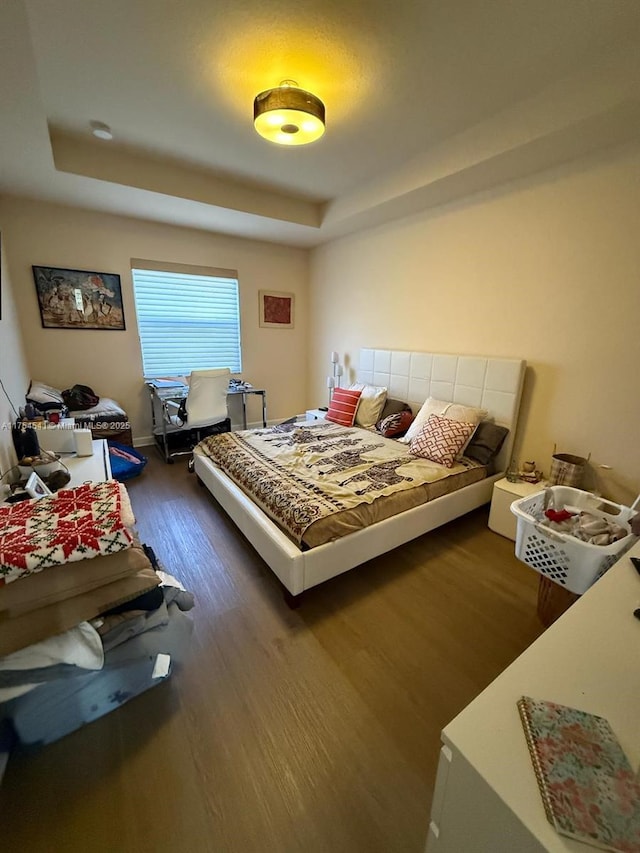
[253,81,325,146]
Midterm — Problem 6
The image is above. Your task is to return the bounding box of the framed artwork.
[259,290,294,329]
[32,265,126,330]
[25,472,52,499]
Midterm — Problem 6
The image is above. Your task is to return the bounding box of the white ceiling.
[1,0,640,246]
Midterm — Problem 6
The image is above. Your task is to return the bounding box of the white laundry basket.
[510,486,638,594]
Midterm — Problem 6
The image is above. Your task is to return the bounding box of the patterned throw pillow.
[409,414,476,468]
[378,398,412,421]
[326,388,362,427]
[376,410,414,438]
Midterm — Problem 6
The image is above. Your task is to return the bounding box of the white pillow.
[26,380,65,411]
[401,397,487,444]
[349,384,388,429]
[69,397,127,417]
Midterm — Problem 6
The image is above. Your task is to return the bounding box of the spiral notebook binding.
[516,696,640,853]
[517,696,557,829]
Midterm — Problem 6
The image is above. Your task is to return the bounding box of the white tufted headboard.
[357,348,526,473]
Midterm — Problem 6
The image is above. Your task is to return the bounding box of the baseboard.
[134,435,155,448]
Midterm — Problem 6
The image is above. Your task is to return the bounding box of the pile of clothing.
[543,507,628,546]
[0,482,194,747]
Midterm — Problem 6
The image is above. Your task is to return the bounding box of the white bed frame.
[194,349,526,598]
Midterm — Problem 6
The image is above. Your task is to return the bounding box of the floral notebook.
[517,697,640,853]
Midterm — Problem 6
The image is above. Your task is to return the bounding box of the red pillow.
[376,410,414,437]
[326,388,362,427]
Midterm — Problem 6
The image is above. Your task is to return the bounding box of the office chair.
[158,367,231,464]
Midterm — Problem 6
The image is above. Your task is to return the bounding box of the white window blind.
[131,268,242,376]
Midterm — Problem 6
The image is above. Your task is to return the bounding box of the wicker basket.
[536,575,580,626]
[549,450,590,487]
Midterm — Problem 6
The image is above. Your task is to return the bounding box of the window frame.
[131,260,242,378]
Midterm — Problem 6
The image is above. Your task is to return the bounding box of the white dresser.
[426,541,640,852]
[62,439,112,486]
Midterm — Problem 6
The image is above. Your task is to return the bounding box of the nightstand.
[488,477,543,540]
[305,408,328,422]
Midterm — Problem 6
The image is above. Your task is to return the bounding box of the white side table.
[305,408,328,422]
[62,440,112,487]
[488,477,543,540]
[2,441,112,507]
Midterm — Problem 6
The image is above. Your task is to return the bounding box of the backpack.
[176,399,188,424]
[62,383,100,411]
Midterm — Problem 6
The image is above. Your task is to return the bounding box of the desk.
[228,387,267,429]
[426,541,640,852]
[146,383,267,440]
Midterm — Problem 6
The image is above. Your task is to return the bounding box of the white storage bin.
[510,486,638,594]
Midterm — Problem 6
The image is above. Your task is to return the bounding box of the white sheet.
[68,397,127,418]
[0,621,104,702]
[0,621,104,672]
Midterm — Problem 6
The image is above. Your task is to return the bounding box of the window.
[131,264,242,377]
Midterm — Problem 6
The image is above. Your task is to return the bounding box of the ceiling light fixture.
[253,80,325,146]
[90,120,113,141]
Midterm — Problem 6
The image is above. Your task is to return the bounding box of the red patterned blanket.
[0,481,133,585]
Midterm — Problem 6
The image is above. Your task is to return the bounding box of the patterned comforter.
[198,422,485,547]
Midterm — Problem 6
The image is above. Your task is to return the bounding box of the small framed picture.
[26,472,52,499]
[259,290,294,329]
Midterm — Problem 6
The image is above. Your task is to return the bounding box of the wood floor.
[0,454,545,853]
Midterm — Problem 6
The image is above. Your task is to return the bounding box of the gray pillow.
[464,422,509,466]
[377,397,411,423]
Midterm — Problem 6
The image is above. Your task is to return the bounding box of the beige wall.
[4,143,640,502]
[310,144,640,505]
[0,196,309,440]
[0,227,30,478]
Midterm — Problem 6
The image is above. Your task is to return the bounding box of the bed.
[69,398,133,446]
[193,348,526,601]
[26,381,133,446]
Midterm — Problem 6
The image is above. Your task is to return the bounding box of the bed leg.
[283,589,304,609]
